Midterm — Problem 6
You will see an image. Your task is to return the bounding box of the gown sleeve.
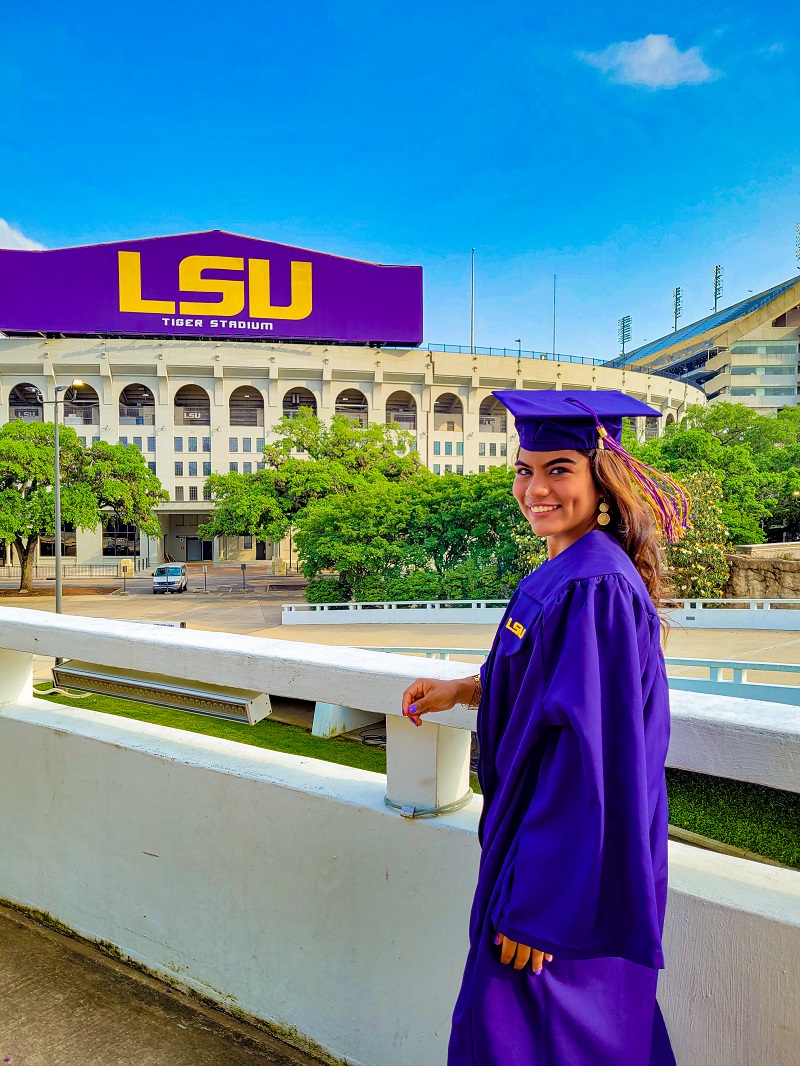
[490,573,666,969]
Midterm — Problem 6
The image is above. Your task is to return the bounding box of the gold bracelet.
[468,673,482,710]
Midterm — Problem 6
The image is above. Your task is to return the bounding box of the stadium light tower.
[796,222,800,271]
[713,265,724,313]
[673,287,683,332]
[618,315,632,356]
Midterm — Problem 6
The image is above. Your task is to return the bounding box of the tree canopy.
[199,410,421,543]
[0,421,167,591]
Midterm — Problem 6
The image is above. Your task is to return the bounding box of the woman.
[402,390,689,1066]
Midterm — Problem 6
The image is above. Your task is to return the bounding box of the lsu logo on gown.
[505,617,527,640]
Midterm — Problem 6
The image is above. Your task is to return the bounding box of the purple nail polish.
[409,704,417,713]
[535,967,542,975]
[494,934,501,945]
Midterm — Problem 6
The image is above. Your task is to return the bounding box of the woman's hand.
[495,933,554,974]
[401,676,475,727]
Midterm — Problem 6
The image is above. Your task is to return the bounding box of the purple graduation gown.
[448,530,676,1065]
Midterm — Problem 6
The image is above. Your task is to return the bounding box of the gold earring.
[597,500,611,526]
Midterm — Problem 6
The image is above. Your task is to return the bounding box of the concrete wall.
[0,702,797,1066]
[724,554,800,598]
[0,611,796,1064]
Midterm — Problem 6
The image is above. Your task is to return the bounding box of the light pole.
[470,248,475,354]
[50,380,83,614]
[515,338,521,358]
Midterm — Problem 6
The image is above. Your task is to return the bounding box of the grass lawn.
[34,686,799,869]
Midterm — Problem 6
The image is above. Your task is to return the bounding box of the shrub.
[305,577,350,603]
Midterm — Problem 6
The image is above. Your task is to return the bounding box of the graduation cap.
[492,388,692,543]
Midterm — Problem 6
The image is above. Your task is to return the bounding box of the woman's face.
[513,448,602,550]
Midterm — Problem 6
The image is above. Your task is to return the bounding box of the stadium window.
[188,436,198,452]
[189,486,198,502]
[229,437,238,452]
[119,436,128,446]
[102,517,139,557]
[174,437,183,452]
[243,535,253,549]
[256,462,265,471]
[92,436,100,444]
[202,437,211,452]
[500,443,507,457]
[174,461,184,476]
[489,443,497,457]
[133,437,142,451]
[444,441,453,456]
[229,461,239,473]
[243,438,252,452]
[256,437,265,451]
[445,464,453,473]
[203,485,212,501]
[433,464,441,474]
[456,465,463,475]
[79,436,87,447]
[478,442,486,457]
[188,461,197,477]
[174,486,184,502]
[433,441,441,455]
[147,436,156,452]
[446,421,455,432]
[148,461,156,474]
[243,462,252,474]
[456,442,464,456]
[479,464,486,473]
[203,461,211,476]
[39,523,77,557]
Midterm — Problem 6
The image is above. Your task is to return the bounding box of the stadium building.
[0,231,703,570]
[608,276,800,414]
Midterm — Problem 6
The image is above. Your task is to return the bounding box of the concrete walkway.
[0,905,325,1066]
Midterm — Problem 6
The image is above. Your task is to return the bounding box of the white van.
[152,563,188,594]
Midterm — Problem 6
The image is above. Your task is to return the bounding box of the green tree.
[0,423,167,592]
[199,410,422,549]
[296,468,543,602]
[198,470,290,546]
[664,471,731,598]
[634,425,770,544]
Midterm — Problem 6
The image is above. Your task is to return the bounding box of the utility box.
[118,560,135,577]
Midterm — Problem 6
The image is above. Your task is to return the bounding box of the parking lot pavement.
[3,586,798,672]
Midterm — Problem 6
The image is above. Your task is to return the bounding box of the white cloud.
[579,34,717,89]
[0,218,45,249]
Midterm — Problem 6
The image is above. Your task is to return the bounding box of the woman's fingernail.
[535,967,542,975]
[409,705,417,713]
[494,934,501,945]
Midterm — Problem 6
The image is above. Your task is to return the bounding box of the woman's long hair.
[582,447,666,612]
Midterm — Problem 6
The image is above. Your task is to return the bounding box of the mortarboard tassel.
[596,425,692,544]
[562,395,692,543]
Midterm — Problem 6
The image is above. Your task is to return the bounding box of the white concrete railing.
[282,597,800,630]
[0,607,798,1065]
[282,598,509,625]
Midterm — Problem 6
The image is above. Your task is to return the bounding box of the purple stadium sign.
[0,230,423,346]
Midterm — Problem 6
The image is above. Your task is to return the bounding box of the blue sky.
[1,1,798,359]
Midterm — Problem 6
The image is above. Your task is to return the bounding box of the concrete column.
[0,648,34,707]
[312,703,384,739]
[385,715,471,813]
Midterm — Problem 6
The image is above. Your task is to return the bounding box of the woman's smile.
[526,503,561,514]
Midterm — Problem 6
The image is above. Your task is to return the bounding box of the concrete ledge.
[0,702,797,1066]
